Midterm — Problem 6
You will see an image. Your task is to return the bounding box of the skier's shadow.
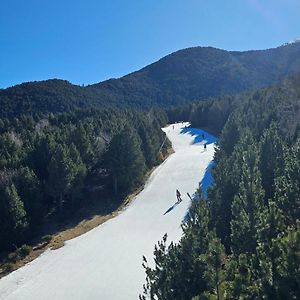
[163,201,180,215]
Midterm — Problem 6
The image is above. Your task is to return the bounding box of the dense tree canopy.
[0,42,299,296]
[142,74,300,300]
[1,43,300,117]
[0,108,169,252]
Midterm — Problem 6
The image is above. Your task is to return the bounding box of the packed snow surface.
[0,123,216,300]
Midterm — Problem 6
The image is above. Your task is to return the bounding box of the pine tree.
[255,200,286,297]
[271,222,300,299]
[259,123,285,202]
[0,133,22,168]
[137,122,157,167]
[16,167,43,227]
[218,113,240,157]
[68,143,87,208]
[274,137,300,225]
[104,126,145,195]
[29,134,55,182]
[224,253,260,299]
[198,235,225,300]
[0,184,28,249]
[141,198,212,300]
[72,123,94,165]
[6,184,28,230]
[230,144,264,255]
[47,144,78,213]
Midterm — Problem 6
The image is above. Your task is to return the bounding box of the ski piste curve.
[0,122,216,300]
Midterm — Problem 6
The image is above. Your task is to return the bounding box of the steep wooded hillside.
[1,43,300,117]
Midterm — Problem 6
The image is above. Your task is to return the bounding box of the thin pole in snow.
[158,133,167,154]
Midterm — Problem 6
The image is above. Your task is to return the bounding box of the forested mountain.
[0,80,95,118]
[90,42,300,107]
[1,41,299,293]
[168,72,300,137]
[141,71,300,299]
[1,42,300,117]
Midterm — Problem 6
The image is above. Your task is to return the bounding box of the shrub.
[2,262,14,273]
[42,235,52,244]
[17,245,32,257]
[7,252,19,263]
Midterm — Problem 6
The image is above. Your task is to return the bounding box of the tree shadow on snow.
[200,160,215,199]
[182,161,215,223]
[180,126,217,145]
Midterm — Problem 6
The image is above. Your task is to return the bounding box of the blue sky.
[0,0,299,88]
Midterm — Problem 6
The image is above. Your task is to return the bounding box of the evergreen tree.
[16,167,43,227]
[137,122,158,167]
[259,124,285,202]
[210,130,255,252]
[68,143,87,208]
[274,137,300,225]
[72,123,94,165]
[0,108,168,253]
[141,198,212,300]
[198,235,225,300]
[104,126,145,195]
[218,113,240,157]
[0,133,22,168]
[271,222,300,299]
[230,142,264,254]
[28,134,55,182]
[47,144,80,213]
[254,200,286,298]
[224,253,260,299]
[0,184,28,249]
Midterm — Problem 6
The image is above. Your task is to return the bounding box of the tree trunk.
[113,176,118,196]
[216,255,220,300]
[58,193,63,216]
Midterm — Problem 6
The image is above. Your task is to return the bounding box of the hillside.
[0,123,215,300]
[89,42,300,106]
[1,43,300,117]
[168,72,300,137]
[141,65,300,300]
[0,80,95,118]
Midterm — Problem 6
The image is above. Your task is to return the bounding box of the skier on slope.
[204,143,207,151]
[176,189,182,203]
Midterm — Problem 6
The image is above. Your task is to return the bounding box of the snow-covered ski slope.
[0,122,216,300]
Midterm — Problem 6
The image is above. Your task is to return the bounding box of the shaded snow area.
[0,122,216,300]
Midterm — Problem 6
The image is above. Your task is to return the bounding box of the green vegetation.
[2,262,14,273]
[41,235,52,244]
[1,43,300,117]
[0,41,299,295]
[17,245,32,257]
[141,74,300,299]
[168,72,300,137]
[0,108,169,253]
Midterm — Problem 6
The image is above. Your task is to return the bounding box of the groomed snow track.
[0,122,216,300]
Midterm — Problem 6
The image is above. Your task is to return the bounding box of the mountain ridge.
[1,42,300,117]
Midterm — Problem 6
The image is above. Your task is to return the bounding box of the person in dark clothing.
[176,189,182,202]
[204,143,207,150]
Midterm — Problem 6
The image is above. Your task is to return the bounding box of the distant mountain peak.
[282,37,300,46]
[1,42,300,117]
